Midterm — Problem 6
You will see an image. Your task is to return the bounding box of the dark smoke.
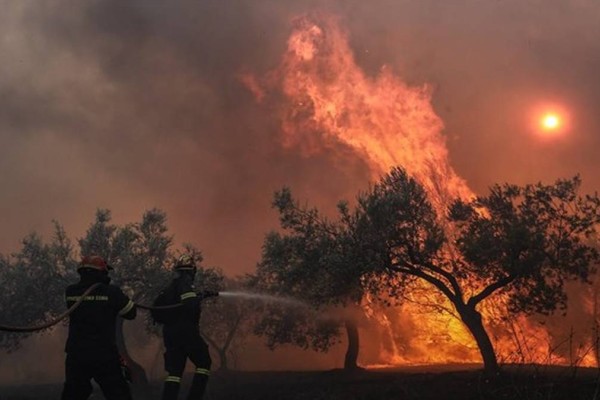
[2,0,599,268]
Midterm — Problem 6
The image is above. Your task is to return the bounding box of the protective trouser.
[61,354,132,400]
[161,336,212,400]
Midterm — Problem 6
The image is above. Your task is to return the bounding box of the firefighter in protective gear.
[158,254,219,400]
[61,255,137,400]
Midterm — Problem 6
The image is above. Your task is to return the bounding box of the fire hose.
[0,283,103,333]
[0,284,185,333]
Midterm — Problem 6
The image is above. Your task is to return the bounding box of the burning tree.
[451,175,599,370]
[254,188,368,370]
[268,167,600,374]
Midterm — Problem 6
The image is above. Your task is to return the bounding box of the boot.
[186,371,209,400]
[162,376,181,400]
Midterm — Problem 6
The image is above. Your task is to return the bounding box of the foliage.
[78,209,173,333]
[355,169,599,372]
[0,208,255,375]
[0,223,76,351]
[253,188,365,357]
[257,166,600,372]
[449,176,600,314]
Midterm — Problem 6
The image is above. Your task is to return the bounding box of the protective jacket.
[62,269,136,400]
[65,272,136,359]
[162,273,204,337]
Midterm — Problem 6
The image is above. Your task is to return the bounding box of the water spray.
[218,291,306,307]
[0,289,307,333]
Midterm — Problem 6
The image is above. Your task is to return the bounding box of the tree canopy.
[257,167,600,373]
[254,188,373,369]
[0,222,76,350]
[0,208,256,381]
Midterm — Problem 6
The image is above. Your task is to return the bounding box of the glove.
[122,285,134,298]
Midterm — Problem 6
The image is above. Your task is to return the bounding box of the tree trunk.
[458,305,499,375]
[218,349,229,371]
[116,318,148,385]
[344,319,360,370]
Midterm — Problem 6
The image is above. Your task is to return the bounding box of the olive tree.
[262,167,600,374]
[254,188,369,370]
[356,169,600,372]
[0,223,76,350]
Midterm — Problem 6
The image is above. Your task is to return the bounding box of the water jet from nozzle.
[218,291,306,307]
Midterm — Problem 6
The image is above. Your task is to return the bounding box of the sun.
[531,105,569,139]
[541,113,560,131]
[541,114,560,129]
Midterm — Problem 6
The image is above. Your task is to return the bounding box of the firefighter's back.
[65,282,130,359]
[61,256,136,400]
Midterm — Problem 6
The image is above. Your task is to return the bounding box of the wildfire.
[243,13,596,368]
[255,13,480,365]
[278,16,472,211]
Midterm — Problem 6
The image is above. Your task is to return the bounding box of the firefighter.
[157,254,218,400]
[61,255,136,400]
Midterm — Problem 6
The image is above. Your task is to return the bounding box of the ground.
[1,364,599,400]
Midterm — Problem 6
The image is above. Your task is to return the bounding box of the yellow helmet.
[174,254,196,271]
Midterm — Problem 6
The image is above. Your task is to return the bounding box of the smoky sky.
[1,0,599,274]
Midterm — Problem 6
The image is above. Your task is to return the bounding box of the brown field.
[1,364,599,400]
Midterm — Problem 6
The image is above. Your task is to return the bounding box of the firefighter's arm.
[177,275,200,310]
[113,287,137,320]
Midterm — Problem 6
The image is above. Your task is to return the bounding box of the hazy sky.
[1,0,599,275]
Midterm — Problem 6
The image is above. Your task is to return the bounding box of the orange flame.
[276,15,472,210]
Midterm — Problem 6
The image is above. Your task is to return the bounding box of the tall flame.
[277,15,472,209]
[244,13,597,368]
